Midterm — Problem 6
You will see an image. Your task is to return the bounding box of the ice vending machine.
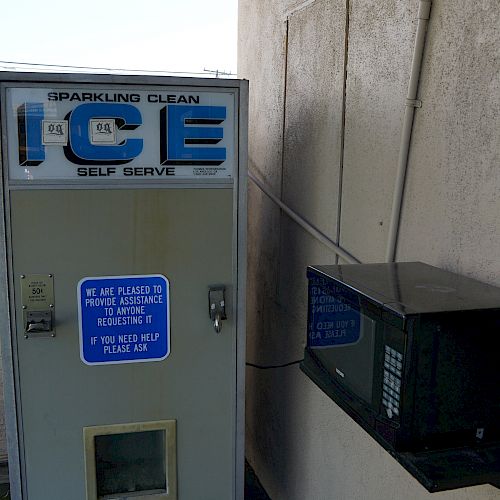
[0,72,247,500]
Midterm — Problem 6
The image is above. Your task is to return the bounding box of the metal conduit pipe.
[385,0,432,262]
[248,171,360,264]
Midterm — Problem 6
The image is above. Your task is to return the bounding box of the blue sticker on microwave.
[308,278,361,348]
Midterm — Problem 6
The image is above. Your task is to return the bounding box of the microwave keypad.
[383,346,403,418]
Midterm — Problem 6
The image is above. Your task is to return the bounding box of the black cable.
[0,59,223,77]
[245,359,303,370]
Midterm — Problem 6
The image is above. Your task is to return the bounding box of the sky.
[0,0,237,77]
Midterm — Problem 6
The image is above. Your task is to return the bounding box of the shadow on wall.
[246,111,339,496]
[245,460,271,499]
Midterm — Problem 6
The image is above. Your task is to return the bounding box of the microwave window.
[308,281,376,404]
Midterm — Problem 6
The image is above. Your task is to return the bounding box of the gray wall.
[239,0,499,498]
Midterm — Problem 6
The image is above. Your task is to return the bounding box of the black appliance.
[301,262,500,492]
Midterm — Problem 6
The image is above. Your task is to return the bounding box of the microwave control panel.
[382,345,404,419]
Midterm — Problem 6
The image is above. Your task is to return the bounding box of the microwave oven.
[301,262,500,492]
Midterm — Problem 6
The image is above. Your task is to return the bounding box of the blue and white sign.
[78,275,170,365]
[6,86,236,180]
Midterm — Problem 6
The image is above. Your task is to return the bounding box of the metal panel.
[0,87,23,500]
[10,188,234,499]
[234,79,248,500]
[0,72,245,90]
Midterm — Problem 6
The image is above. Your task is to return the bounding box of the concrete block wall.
[239,0,500,498]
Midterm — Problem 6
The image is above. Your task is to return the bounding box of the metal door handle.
[213,312,222,334]
[209,286,226,334]
[27,320,50,333]
[25,311,52,333]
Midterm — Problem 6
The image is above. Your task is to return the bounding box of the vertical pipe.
[276,19,290,295]
[336,0,352,264]
[385,0,432,262]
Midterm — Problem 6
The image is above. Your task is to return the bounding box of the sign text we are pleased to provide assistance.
[78,275,170,365]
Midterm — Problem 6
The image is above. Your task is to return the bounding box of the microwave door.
[309,304,378,406]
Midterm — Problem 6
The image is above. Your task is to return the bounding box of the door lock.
[208,286,226,334]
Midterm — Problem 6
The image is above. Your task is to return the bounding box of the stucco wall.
[238,0,500,498]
